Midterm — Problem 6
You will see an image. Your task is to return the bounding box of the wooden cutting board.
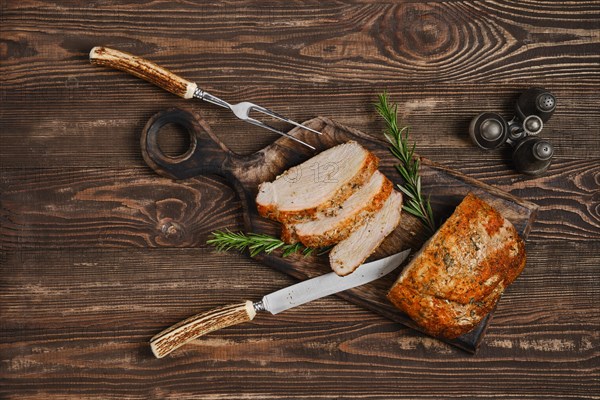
[143,110,539,353]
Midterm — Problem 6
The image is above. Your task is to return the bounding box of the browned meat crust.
[280,223,299,244]
[257,151,379,224]
[387,193,526,339]
[294,174,393,248]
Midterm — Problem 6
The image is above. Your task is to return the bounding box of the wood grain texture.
[0,247,598,399]
[1,84,598,167]
[3,157,596,250]
[1,0,599,167]
[1,0,599,398]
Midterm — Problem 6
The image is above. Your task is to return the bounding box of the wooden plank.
[2,1,599,87]
[1,0,599,167]
[1,84,598,167]
[0,244,598,399]
[0,168,244,249]
[2,157,598,249]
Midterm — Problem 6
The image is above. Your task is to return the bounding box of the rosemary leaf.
[375,92,437,234]
[403,206,425,218]
[396,184,416,200]
[207,229,320,258]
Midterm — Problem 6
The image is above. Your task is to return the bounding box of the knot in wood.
[159,218,185,240]
[395,4,458,62]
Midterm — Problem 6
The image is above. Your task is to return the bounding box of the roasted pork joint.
[256,141,378,224]
[387,193,526,339]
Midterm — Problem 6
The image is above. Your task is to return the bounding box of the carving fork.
[89,47,321,150]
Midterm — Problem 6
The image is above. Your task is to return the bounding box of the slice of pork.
[290,171,393,247]
[256,141,378,224]
[329,190,403,276]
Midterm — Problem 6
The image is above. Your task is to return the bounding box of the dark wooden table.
[1,1,599,399]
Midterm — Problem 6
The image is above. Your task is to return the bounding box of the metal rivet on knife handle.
[150,301,256,359]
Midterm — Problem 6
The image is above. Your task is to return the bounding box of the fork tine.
[252,106,323,135]
[285,119,324,136]
[246,118,316,150]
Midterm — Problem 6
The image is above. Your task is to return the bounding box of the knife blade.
[258,249,411,315]
[150,249,410,358]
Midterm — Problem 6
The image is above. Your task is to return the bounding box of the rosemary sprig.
[375,92,436,233]
[207,229,315,257]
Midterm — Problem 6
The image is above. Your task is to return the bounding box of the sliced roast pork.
[386,193,526,339]
[280,222,299,244]
[256,141,378,224]
[288,171,393,248]
[329,190,403,276]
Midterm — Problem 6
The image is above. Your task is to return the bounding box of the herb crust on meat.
[387,193,526,339]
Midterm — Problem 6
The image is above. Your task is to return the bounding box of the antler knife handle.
[89,46,198,99]
[150,301,256,358]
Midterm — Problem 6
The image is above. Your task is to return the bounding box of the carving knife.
[150,249,410,358]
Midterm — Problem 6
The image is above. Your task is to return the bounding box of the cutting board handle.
[141,107,240,179]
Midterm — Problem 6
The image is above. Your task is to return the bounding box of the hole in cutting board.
[156,123,192,158]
